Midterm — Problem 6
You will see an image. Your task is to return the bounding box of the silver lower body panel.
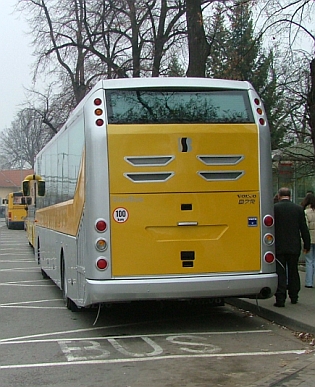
[82,273,278,307]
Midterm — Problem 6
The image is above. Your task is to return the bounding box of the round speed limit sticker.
[113,207,129,223]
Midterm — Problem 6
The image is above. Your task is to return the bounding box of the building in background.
[272,144,315,204]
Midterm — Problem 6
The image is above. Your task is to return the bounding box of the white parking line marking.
[0,299,62,307]
[0,280,49,284]
[0,244,30,247]
[0,255,35,262]
[0,260,35,262]
[0,349,307,370]
[0,329,273,344]
[0,268,38,272]
[0,325,142,343]
[0,279,54,287]
[0,283,54,287]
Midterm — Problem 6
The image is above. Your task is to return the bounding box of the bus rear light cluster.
[263,215,274,227]
[96,257,108,270]
[254,97,266,125]
[95,219,107,232]
[264,252,275,264]
[94,98,104,126]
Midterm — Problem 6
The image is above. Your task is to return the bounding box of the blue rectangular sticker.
[248,217,258,227]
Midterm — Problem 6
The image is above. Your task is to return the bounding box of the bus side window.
[2,199,8,205]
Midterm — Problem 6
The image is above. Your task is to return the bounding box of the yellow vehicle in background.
[3,191,27,230]
[22,175,44,248]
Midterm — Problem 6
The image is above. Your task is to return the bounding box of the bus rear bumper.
[7,221,25,230]
[83,273,278,307]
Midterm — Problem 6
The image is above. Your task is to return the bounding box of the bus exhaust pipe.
[259,287,272,299]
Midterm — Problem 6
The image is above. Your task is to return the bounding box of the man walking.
[274,187,310,307]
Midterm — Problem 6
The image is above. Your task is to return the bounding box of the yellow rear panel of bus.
[108,124,260,276]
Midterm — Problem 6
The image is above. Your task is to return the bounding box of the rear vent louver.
[197,155,244,165]
[125,156,174,166]
[124,172,174,182]
[198,171,244,181]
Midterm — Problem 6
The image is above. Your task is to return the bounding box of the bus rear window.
[106,89,254,124]
[13,192,23,205]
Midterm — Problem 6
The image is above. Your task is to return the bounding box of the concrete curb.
[226,298,315,335]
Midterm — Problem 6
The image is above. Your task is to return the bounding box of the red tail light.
[96,257,108,270]
[96,119,104,126]
[263,215,274,227]
[264,252,275,264]
[95,219,107,232]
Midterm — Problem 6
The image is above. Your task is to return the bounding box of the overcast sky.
[0,0,33,131]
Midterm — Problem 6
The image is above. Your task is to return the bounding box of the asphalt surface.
[1,217,314,385]
[227,268,315,335]
[228,268,315,386]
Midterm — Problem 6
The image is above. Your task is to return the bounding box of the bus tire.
[61,255,79,312]
[37,239,41,265]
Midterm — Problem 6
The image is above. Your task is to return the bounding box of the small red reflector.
[96,258,108,270]
[264,215,274,227]
[96,219,107,232]
[94,98,102,106]
[96,119,104,126]
[264,252,275,264]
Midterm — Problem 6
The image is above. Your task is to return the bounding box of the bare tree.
[0,109,53,169]
[18,0,108,104]
[19,0,189,82]
[147,0,186,77]
[258,0,315,153]
[81,0,187,77]
[24,85,74,135]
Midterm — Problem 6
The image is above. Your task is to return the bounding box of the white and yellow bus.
[23,78,277,311]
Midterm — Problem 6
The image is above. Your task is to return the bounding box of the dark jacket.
[274,199,311,255]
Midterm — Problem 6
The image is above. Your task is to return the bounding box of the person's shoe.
[274,302,285,307]
[290,299,298,304]
[305,286,313,288]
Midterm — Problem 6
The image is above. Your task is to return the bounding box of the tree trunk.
[185,0,210,77]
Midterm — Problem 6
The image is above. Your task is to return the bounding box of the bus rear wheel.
[61,256,79,312]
